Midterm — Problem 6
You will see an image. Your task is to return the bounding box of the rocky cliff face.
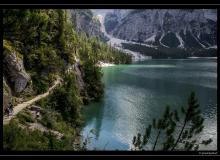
[70,9,109,42]
[3,40,32,96]
[66,60,89,104]
[66,61,85,92]
[105,9,217,49]
[3,77,11,111]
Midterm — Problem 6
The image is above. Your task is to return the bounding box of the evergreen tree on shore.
[132,92,212,151]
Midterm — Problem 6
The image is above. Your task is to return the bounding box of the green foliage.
[82,60,104,102]
[4,120,48,150]
[3,120,74,151]
[40,110,57,129]
[75,9,93,22]
[38,109,76,138]
[122,43,217,58]
[42,73,82,126]
[3,10,66,92]
[132,92,212,151]
[201,138,213,145]
[3,39,24,63]
[77,35,132,65]
[75,34,131,103]
[31,73,49,94]
[3,9,132,151]
[24,46,64,72]
[17,110,35,125]
[133,125,151,150]
[3,9,131,96]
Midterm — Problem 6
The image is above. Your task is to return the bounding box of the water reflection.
[82,100,105,140]
[82,59,217,150]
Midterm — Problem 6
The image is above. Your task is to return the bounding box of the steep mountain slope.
[92,9,151,61]
[3,9,132,151]
[3,9,131,109]
[105,9,217,49]
[70,9,109,42]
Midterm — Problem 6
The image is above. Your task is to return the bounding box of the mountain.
[104,9,217,49]
[70,9,109,42]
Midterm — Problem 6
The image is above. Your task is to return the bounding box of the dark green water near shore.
[82,59,217,150]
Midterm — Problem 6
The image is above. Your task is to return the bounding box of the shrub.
[31,73,49,94]
[17,110,35,124]
[49,73,82,126]
[3,120,74,151]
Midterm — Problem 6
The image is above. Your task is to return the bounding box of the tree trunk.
[171,109,190,151]
[152,130,161,151]
[170,121,187,151]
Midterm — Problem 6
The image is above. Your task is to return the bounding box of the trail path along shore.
[3,78,62,125]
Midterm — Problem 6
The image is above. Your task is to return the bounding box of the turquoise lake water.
[82,59,217,151]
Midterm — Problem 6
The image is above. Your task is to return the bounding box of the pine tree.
[132,92,212,151]
[170,92,212,151]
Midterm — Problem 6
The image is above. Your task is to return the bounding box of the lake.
[82,59,217,151]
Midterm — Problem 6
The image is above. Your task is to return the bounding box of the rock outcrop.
[70,9,109,42]
[3,77,11,111]
[66,60,85,92]
[3,40,31,95]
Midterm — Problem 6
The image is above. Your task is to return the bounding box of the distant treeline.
[122,43,217,59]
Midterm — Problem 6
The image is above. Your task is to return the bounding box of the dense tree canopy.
[3,9,132,151]
[3,9,131,94]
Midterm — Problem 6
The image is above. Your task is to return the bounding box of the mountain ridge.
[104,9,217,49]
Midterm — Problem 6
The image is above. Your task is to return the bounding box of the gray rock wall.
[3,42,31,95]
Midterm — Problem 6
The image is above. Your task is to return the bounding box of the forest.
[3,9,215,151]
[3,9,131,150]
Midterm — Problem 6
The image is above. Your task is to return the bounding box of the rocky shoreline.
[96,61,115,67]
